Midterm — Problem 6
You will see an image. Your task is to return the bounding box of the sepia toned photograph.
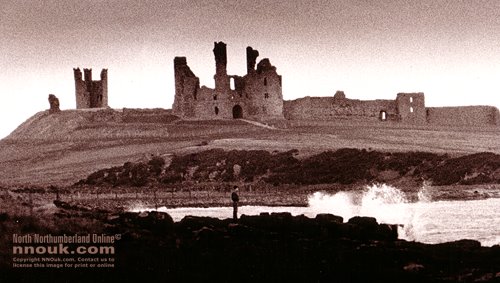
[1,1,499,282]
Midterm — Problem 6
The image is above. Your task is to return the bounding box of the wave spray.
[307,183,430,242]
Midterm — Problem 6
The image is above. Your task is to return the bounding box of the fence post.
[154,190,158,210]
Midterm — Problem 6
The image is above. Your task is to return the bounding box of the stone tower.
[396,92,426,123]
[213,41,229,93]
[173,57,199,117]
[74,68,108,109]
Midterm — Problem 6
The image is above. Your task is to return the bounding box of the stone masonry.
[283,91,427,124]
[173,42,284,120]
[74,68,108,109]
[67,42,498,127]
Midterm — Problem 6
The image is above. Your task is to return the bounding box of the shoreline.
[2,182,500,212]
[2,203,500,282]
[2,183,500,282]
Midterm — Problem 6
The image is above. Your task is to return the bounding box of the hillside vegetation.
[77,148,500,187]
[1,109,499,186]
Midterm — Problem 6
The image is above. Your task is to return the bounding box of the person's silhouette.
[231,186,239,220]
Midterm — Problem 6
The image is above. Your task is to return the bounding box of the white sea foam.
[130,183,500,246]
[306,183,500,246]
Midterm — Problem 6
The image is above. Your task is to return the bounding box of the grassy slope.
[0,110,499,186]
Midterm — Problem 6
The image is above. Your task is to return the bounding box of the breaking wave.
[308,183,434,243]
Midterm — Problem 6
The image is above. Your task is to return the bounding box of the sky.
[1,0,500,138]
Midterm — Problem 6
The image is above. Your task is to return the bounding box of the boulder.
[48,94,60,113]
[315,213,343,224]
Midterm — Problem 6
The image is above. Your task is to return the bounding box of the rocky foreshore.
[2,202,500,282]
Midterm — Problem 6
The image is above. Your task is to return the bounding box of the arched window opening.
[232,105,243,119]
[215,107,219,115]
[410,107,414,113]
[379,110,387,121]
[230,78,235,90]
[264,93,269,99]
[264,78,267,86]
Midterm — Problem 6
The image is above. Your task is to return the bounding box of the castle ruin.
[66,42,498,127]
[172,43,498,126]
[74,68,108,109]
[173,42,284,120]
[283,91,427,123]
[283,91,499,126]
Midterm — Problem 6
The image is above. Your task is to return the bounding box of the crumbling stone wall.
[284,91,399,122]
[74,68,108,109]
[427,106,500,126]
[284,90,499,127]
[173,42,284,121]
[122,108,178,123]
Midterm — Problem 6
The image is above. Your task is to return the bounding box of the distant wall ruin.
[284,92,426,124]
[426,106,500,126]
[74,68,108,109]
[284,91,498,127]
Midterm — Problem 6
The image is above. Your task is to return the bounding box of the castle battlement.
[74,67,108,109]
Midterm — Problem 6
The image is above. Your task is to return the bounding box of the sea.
[131,184,500,247]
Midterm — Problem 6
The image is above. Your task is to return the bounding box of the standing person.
[231,186,239,220]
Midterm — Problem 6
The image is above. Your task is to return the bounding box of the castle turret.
[73,68,82,80]
[100,69,108,107]
[173,57,199,117]
[213,41,229,93]
[246,46,259,74]
[84,68,92,82]
[74,67,108,109]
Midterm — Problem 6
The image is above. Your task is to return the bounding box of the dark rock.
[0,212,9,222]
[348,216,378,227]
[106,214,120,223]
[148,211,174,230]
[177,215,226,232]
[291,214,320,237]
[227,223,255,238]
[118,212,139,224]
[48,94,60,113]
[347,217,388,241]
[315,213,343,224]
[114,211,174,234]
[378,224,399,241]
[403,262,425,272]
[194,226,223,245]
[434,239,481,249]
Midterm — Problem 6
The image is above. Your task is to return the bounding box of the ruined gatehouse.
[173,42,284,120]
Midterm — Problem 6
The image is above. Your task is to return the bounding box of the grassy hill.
[0,108,499,186]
